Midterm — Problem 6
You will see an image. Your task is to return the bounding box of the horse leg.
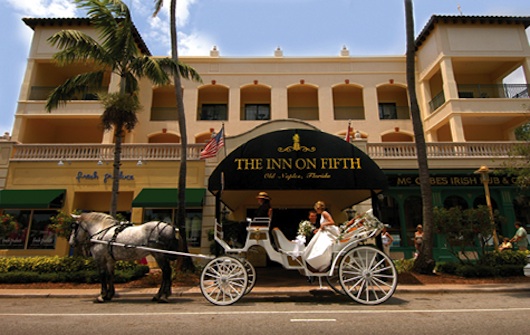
[153,255,172,303]
[95,265,108,303]
[104,262,116,301]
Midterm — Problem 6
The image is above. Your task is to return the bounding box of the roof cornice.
[22,17,151,56]
[416,15,530,49]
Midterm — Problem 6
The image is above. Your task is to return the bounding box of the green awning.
[132,188,206,208]
[0,189,66,209]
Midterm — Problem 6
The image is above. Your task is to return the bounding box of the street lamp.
[474,165,500,249]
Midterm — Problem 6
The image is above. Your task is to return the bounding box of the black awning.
[208,129,388,210]
[0,189,66,209]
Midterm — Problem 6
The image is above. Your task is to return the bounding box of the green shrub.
[435,261,459,275]
[497,265,524,277]
[478,251,527,267]
[394,258,415,274]
[455,264,497,278]
[0,256,149,283]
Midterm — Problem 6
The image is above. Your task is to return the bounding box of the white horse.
[69,212,181,303]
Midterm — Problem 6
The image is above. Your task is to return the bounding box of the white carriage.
[200,210,398,306]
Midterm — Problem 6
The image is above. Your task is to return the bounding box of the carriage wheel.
[338,246,397,305]
[241,259,256,295]
[325,264,346,296]
[200,256,248,306]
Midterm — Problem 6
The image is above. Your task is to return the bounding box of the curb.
[0,283,529,299]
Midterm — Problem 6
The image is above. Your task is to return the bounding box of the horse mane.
[81,212,116,228]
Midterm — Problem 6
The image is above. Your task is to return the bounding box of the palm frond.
[100,92,140,132]
[120,72,140,95]
[156,58,203,83]
[129,57,171,86]
[46,71,105,112]
[152,0,164,17]
[48,30,109,66]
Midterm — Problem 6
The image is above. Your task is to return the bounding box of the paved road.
[1,291,529,335]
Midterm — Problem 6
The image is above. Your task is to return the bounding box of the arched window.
[444,195,468,209]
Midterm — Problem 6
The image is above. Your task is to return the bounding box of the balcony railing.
[11,144,205,162]
[429,91,446,112]
[9,142,521,162]
[333,106,365,120]
[150,107,178,121]
[457,84,529,99]
[368,142,518,159]
[28,86,109,101]
[429,84,530,113]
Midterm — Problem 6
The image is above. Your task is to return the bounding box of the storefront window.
[444,195,468,209]
[27,210,56,249]
[404,196,422,247]
[143,208,203,248]
[0,210,56,249]
[513,195,530,226]
[378,195,402,247]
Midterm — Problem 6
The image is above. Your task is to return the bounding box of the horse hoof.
[152,296,159,302]
[158,296,169,304]
[94,296,106,303]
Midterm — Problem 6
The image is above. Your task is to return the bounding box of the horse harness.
[76,219,175,260]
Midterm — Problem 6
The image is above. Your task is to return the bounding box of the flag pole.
[221,122,227,156]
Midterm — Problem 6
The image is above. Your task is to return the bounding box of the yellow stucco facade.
[1,15,530,260]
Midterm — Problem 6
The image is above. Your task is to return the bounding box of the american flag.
[200,127,225,159]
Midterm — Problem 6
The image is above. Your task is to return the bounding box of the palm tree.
[152,0,196,270]
[404,0,435,273]
[46,0,200,217]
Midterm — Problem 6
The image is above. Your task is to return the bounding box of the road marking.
[1,307,530,317]
[291,319,336,322]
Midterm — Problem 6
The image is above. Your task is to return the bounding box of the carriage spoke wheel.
[200,256,248,306]
[325,263,346,296]
[338,246,397,305]
[241,258,256,295]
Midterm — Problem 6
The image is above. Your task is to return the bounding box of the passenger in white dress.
[303,201,339,271]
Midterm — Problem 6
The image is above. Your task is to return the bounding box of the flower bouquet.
[297,220,315,238]
[0,213,19,236]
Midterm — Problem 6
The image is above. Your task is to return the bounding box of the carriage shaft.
[90,239,214,260]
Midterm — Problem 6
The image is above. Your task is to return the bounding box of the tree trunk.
[109,125,123,218]
[170,0,194,271]
[404,0,435,274]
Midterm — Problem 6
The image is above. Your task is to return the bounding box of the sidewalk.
[0,267,528,299]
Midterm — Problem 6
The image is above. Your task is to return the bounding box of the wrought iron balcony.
[429,84,530,113]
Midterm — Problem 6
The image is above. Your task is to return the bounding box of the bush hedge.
[435,250,528,278]
[0,256,149,284]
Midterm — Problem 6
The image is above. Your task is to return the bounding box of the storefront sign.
[76,171,134,183]
[388,174,518,187]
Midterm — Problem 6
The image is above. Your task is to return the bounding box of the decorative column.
[440,58,459,101]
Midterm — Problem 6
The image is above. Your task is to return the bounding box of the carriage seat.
[271,228,299,253]
[247,217,271,230]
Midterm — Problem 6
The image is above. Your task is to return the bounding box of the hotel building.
[0,15,529,263]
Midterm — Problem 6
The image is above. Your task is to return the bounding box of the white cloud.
[139,0,197,27]
[5,0,77,17]
[179,31,214,56]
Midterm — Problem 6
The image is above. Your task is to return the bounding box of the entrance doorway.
[271,208,312,240]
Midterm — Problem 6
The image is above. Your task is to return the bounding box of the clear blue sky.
[0,0,529,135]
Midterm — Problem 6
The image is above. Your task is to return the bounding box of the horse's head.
[69,213,88,249]
[69,212,115,256]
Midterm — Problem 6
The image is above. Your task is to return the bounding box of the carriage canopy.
[208,129,388,211]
